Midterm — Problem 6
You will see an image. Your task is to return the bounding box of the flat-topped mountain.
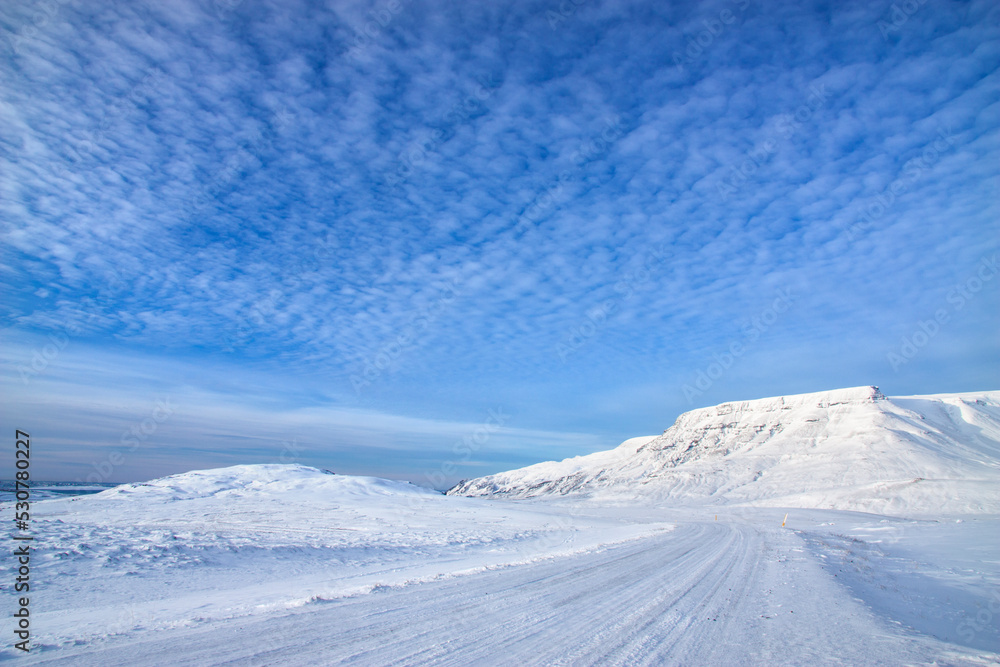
[448,387,1000,514]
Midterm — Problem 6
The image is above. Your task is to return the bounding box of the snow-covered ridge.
[95,463,440,501]
[448,386,1000,515]
[689,385,885,414]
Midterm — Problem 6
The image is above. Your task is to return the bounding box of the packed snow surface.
[449,387,1000,514]
[4,388,999,665]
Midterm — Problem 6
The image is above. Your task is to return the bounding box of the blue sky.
[1,0,998,487]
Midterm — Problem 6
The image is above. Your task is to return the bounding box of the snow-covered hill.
[448,386,1000,514]
[15,463,667,657]
[92,463,439,502]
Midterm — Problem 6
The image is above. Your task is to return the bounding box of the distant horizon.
[5,383,998,490]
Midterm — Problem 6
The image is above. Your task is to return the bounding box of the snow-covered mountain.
[448,386,1000,514]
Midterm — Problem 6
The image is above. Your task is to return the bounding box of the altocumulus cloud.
[1,0,997,482]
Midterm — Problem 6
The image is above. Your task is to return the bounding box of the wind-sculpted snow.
[14,504,999,665]
[11,464,670,659]
[448,386,1000,515]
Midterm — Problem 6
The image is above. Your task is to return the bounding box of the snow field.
[9,499,998,665]
[5,466,669,659]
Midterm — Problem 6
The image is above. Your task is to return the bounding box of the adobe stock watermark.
[288,229,340,274]
[106,604,158,639]
[877,0,930,41]
[673,0,751,73]
[224,289,284,351]
[78,398,176,483]
[351,278,462,395]
[424,408,511,489]
[545,0,590,30]
[275,437,305,464]
[46,69,169,179]
[385,75,502,190]
[7,0,74,56]
[556,244,671,361]
[842,126,956,241]
[682,288,794,403]
[956,588,1000,646]
[717,82,830,200]
[512,115,625,235]
[887,255,997,372]
[17,306,100,385]
[210,0,252,20]
[17,330,76,386]
[344,0,411,61]
[16,282,128,385]
[17,333,72,385]
[184,107,294,219]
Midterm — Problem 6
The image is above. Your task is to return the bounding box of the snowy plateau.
[4,386,1000,665]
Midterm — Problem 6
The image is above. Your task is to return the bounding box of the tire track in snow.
[23,519,978,666]
[22,522,759,666]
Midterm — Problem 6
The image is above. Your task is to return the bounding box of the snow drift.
[448,386,1000,514]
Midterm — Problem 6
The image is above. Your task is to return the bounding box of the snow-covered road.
[19,512,995,666]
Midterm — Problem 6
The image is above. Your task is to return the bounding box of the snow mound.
[96,463,439,502]
[448,387,1000,515]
